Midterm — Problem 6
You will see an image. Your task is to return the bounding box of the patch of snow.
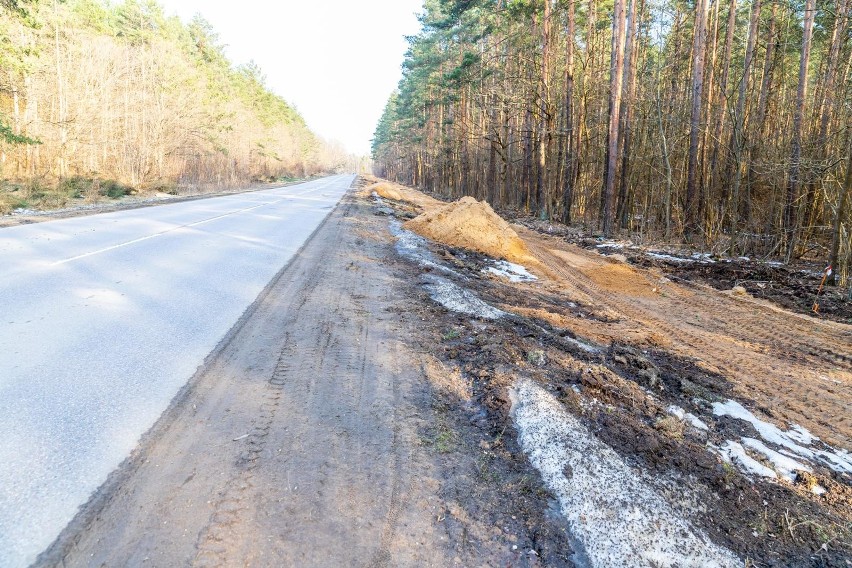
[741,438,810,482]
[563,336,600,354]
[596,242,623,249]
[812,485,826,495]
[484,260,538,282]
[787,424,818,445]
[712,400,815,458]
[647,252,694,263]
[666,405,709,431]
[712,399,852,474]
[816,448,852,474]
[719,441,777,479]
[422,274,505,320]
[389,220,460,277]
[511,379,740,568]
[690,253,716,263]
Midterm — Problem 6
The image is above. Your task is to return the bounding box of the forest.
[372,0,852,284]
[0,0,350,213]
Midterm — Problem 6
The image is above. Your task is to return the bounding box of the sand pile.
[404,196,537,266]
[362,182,404,201]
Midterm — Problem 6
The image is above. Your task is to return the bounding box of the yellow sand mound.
[367,182,404,201]
[404,196,537,266]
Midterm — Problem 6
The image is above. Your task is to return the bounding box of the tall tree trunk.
[537,0,554,218]
[616,0,640,228]
[709,0,736,207]
[685,0,709,239]
[784,0,816,261]
[803,0,849,238]
[601,0,627,235]
[727,0,761,254]
[561,0,577,224]
[828,142,851,285]
[54,0,68,179]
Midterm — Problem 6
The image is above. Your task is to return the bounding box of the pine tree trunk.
[727,0,761,254]
[561,0,577,224]
[616,0,640,229]
[784,0,816,261]
[685,0,709,239]
[709,0,736,208]
[601,0,626,235]
[828,144,851,285]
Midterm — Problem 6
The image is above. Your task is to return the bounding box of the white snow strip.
[712,400,815,458]
[816,448,852,474]
[647,252,694,264]
[741,437,810,482]
[596,242,624,249]
[667,405,709,431]
[563,335,600,354]
[389,220,460,277]
[422,274,505,320]
[787,424,818,445]
[690,253,716,263]
[511,379,740,568]
[687,414,710,431]
[484,260,538,282]
[712,399,852,474]
[719,441,777,479]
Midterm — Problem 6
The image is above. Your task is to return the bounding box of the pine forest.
[373,0,852,283]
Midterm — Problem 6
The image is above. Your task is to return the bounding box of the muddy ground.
[512,215,852,325]
[369,181,852,567]
[41,178,851,567]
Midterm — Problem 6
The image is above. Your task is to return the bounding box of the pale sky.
[157,0,424,155]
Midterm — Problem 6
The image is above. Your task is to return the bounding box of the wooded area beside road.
[373,0,852,285]
[0,0,353,214]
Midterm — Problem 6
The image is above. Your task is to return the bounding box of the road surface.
[0,175,353,567]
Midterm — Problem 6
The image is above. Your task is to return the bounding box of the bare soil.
[405,196,537,266]
[370,182,852,566]
[512,215,852,325]
[38,177,851,567]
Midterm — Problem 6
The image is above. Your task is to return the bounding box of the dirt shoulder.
[39,183,571,567]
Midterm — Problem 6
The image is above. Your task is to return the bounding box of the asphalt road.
[0,174,353,567]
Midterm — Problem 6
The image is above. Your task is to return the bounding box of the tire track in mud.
[344,249,407,568]
[657,282,852,373]
[193,339,294,567]
[191,200,347,567]
[367,341,405,568]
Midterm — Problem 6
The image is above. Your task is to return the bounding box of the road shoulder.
[41,187,570,567]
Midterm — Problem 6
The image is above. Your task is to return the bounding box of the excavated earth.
[364,180,852,566]
[41,177,851,567]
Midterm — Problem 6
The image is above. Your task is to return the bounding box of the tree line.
[0,0,351,208]
[372,0,851,284]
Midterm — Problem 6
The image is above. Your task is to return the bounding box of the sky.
[156,0,424,156]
